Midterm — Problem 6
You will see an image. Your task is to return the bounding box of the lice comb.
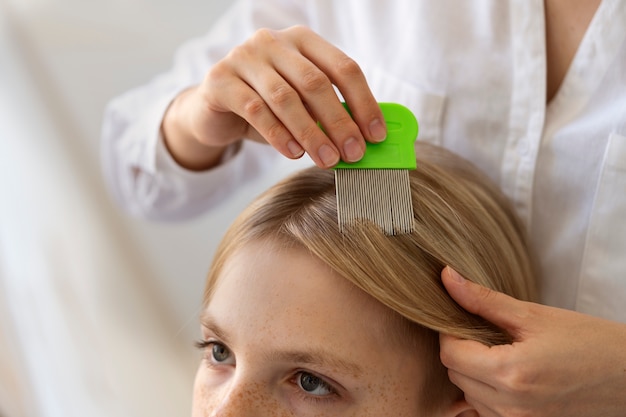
[333,102,418,235]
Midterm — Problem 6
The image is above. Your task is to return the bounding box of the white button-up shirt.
[101,0,626,322]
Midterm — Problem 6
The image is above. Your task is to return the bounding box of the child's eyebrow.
[200,313,364,376]
[200,314,232,343]
[262,349,364,376]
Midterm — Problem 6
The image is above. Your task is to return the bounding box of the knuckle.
[299,69,330,94]
[226,37,259,63]
[226,43,246,61]
[445,368,459,385]
[477,283,496,300]
[201,67,234,105]
[324,113,355,133]
[242,97,266,119]
[204,62,229,87]
[498,363,534,397]
[296,124,322,146]
[265,122,289,143]
[472,285,498,312]
[334,56,362,77]
[284,24,310,37]
[438,346,454,368]
[269,84,297,107]
[250,27,278,45]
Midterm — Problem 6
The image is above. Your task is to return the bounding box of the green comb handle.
[333,102,418,169]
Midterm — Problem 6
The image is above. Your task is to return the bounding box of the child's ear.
[441,399,479,417]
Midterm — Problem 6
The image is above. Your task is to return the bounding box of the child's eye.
[296,372,334,396]
[194,340,235,365]
[211,343,231,362]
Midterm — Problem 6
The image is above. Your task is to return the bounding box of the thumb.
[442,266,527,331]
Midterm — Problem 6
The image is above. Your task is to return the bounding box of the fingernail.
[447,267,466,284]
[318,144,340,167]
[369,118,387,143]
[287,140,304,158]
[343,137,364,162]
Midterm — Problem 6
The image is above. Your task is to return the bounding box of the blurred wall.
[0,1,267,416]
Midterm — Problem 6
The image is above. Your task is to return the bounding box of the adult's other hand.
[439,266,626,417]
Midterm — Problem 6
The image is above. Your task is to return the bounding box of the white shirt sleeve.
[100,0,309,221]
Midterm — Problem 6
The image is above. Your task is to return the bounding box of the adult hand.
[162,25,386,171]
[439,266,626,417]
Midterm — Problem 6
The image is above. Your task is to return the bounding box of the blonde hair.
[203,142,537,412]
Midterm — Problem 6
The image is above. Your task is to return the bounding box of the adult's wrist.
[161,87,228,171]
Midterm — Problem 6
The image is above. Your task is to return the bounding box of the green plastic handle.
[331,102,418,169]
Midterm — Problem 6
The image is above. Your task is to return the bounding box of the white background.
[0,1,261,416]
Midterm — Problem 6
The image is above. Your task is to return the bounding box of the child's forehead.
[201,241,429,386]
[212,239,353,303]
[207,239,426,351]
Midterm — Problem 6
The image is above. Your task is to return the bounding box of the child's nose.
[207,378,288,417]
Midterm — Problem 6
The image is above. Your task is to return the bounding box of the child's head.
[193,143,537,416]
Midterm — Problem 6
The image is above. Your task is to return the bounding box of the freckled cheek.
[191,367,232,416]
[191,370,295,417]
[191,369,215,417]
[363,374,421,416]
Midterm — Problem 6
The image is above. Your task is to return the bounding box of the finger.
[439,333,506,382]
[452,371,524,417]
[230,45,341,167]
[227,61,340,167]
[272,51,367,163]
[447,368,498,400]
[253,71,340,168]
[268,49,366,164]
[289,26,387,144]
[240,93,307,159]
[442,266,529,331]
[446,367,502,417]
[205,66,310,159]
[462,397,501,417]
[447,362,511,417]
[223,29,341,167]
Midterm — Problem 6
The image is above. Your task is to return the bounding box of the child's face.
[192,240,428,417]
